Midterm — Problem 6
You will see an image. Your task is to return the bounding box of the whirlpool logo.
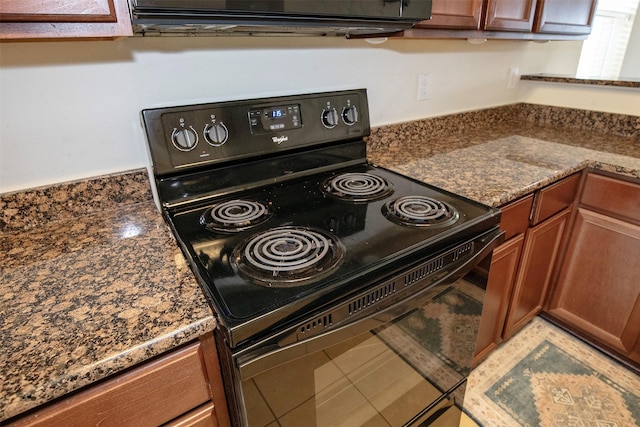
[272,135,288,144]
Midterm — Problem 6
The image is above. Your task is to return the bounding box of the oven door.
[220,228,502,427]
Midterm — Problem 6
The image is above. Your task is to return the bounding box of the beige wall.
[0,36,599,193]
[519,80,640,116]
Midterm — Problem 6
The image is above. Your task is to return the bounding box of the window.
[576,0,640,79]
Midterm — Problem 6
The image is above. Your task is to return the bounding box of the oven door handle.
[236,227,504,381]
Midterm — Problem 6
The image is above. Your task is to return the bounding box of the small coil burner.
[201,199,271,232]
[382,196,459,227]
[231,226,345,287]
[322,172,393,202]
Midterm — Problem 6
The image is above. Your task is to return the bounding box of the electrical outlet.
[507,67,519,89]
[417,73,432,101]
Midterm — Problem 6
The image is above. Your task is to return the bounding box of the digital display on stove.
[267,108,286,119]
[249,104,301,135]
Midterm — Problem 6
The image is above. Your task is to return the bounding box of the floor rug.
[377,280,484,404]
[464,317,640,427]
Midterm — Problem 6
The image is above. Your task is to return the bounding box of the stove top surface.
[168,162,497,344]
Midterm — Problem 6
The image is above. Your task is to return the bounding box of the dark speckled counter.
[367,103,640,207]
[1,103,639,423]
[0,170,215,422]
[521,73,640,89]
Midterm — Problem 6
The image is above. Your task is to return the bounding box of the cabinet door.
[0,0,117,22]
[0,0,131,39]
[474,234,525,364]
[502,208,570,340]
[484,0,538,32]
[6,343,213,427]
[534,0,597,34]
[415,0,483,29]
[547,208,640,359]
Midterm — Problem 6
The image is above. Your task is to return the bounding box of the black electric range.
[142,89,501,349]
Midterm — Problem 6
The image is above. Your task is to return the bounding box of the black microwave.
[130,0,433,37]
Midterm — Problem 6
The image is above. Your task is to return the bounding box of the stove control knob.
[321,108,339,128]
[171,127,198,151]
[204,123,229,146]
[342,106,358,126]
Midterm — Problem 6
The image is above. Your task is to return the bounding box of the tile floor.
[244,332,459,427]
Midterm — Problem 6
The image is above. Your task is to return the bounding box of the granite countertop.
[0,170,215,422]
[1,103,639,423]
[520,73,640,89]
[367,117,640,207]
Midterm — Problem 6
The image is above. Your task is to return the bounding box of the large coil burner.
[382,195,459,227]
[322,172,393,202]
[231,226,345,287]
[201,199,271,232]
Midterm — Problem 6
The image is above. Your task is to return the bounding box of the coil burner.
[201,200,271,232]
[322,172,393,202]
[231,226,345,287]
[382,196,459,227]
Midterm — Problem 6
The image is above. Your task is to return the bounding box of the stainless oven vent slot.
[299,314,333,336]
[348,281,396,315]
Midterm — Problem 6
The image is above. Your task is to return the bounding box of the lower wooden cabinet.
[7,334,230,427]
[474,234,524,363]
[546,172,640,366]
[502,208,570,340]
[165,402,217,427]
[474,173,579,363]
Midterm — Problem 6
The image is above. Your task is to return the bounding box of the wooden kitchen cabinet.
[415,0,538,32]
[6,334,231,427]
[502,208,570,339]
[484,0,538,32]
[416,0,483,29]
[474,173,579,363]
[546,172,640,366]
[533,0,597,35]
[0,0,132,40]
[474,233,525,363]
[416,0,538,31]
[410,0,594,38]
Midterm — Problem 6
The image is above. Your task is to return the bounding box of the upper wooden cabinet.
[533,0,598,34]
[413,0,596,37]
[0,0,132,40]
[418,0,484,29]
[485,0,538,32]
[417,0,538,32]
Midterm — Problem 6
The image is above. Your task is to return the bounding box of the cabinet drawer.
[500,194,534,240]
[581,173,640,223]
[531,173,580,225]
[165,402,217,427]
[9,342,211,427]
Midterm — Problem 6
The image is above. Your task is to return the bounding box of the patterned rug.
[376,280,484,404]
[464,317,640,427]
